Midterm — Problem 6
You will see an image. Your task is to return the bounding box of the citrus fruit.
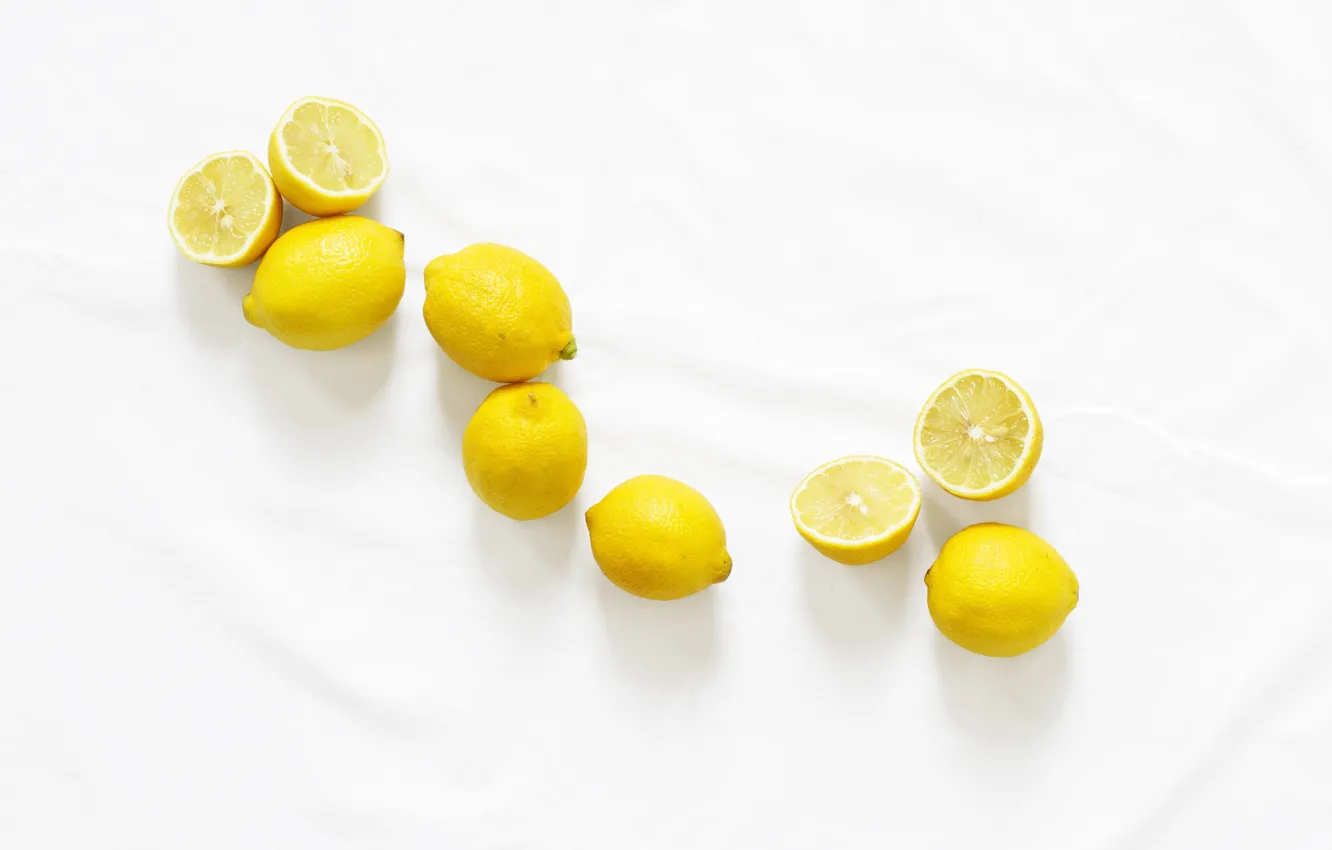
[243,216,405,350]
[463,383,588,520]
[267,96,388,216]
[790,456,921,565]
[914,369,1043,500]
[423,244,576,383]
[586,476,731,601]
[926,523,1078,657]
[167,151,281,267]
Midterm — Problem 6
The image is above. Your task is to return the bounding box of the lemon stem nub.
[716,555,733,583]
[560,339,578,361]
[242,295,262,328]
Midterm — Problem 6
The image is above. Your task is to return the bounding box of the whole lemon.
[926,523,1078,657]
[586,476,732,601]
[243,216,405,351]
[463,382,587,520]
[423,244,576,382]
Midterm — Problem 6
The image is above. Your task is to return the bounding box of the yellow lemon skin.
[586,476,732,601]
[926,523,1078,658]
[913,369,1044,502]
[796,518,917,566]
[243,216,405,351]
[167,151,282,268]
[789,456,922,566]
[462,383,588,520]
[267,97,388,217]
[423,244,576,383]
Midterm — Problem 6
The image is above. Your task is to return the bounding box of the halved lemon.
[167,151,282,267]
[791,456,922,565]
[914,369,1043,501]
[268,96,388,216]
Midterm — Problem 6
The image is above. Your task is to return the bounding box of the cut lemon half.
[268,96,388,216]
[914,369,1043,501]
[791,456,922,565]
[168,151,282,267]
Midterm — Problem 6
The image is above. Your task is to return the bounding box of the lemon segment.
[168,151,281,267]
[268,97,388,216]
[913,369,1043,501]
[790,456,922,565]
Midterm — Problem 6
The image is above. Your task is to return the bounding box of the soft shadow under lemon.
[470,499,581,598]
[596,578,720,687]
[922,480,1033,549]
[798,540,912,655]
[173,252,253,350]
[930,629,1072,742]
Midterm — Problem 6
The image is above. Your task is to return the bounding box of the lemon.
[914,369,1043,501]
[790,456,921,565]
[926,523,1078,657]
[463,383,588,520]
[243,216,405,350]
[424,244,577,383]
[268,97,388,216]
[586,476,731,601]
[168,151,282,267]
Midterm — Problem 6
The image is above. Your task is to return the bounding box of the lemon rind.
[912,369,1040,500]
[789,454,923,548]
[167,150,279,266]
[269,96,389,200]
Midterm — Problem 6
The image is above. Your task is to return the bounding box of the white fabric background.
[3,1,1331,847]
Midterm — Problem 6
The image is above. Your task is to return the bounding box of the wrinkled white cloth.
[2,1,1331,848]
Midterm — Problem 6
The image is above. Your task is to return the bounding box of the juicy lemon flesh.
[794,458,916,543]
[281,101,384,192]
[171,154,275,262]
[919,373,1031,492]
[792,457,921,566]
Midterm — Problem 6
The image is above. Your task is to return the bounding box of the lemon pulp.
[790,456,921,565]
[168,151,280,267]
[914,370,1041,500]
[269,97,387,215]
